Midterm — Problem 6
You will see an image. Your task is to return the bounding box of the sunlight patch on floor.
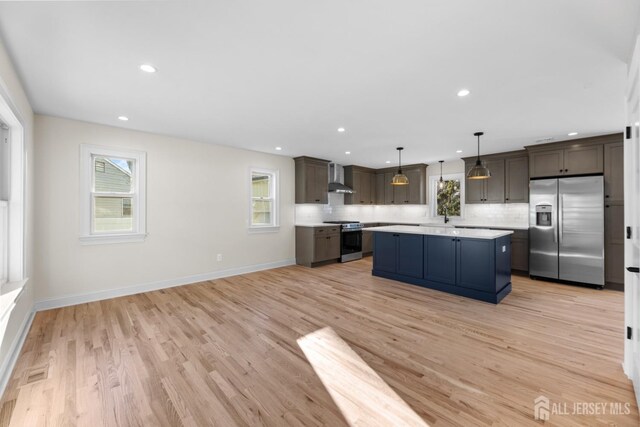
[297,326,429,427]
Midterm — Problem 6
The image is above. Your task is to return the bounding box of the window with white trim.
[430,173,465,219]
[80,145,146,244]
[0,124,9,285]
[0,91,27,322]
[250,168,279,229]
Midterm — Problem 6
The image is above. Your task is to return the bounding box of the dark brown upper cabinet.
[344,166,376,205]
[505,156,529,203]
[604,142,624,203]
[464,151,528,204]
[373,164,427,205]
[525,135,618,178]
[464,157,505,204]
[527,150,564,178]
[294,156,329,204]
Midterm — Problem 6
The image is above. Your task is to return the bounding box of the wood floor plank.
[0,258,638,426]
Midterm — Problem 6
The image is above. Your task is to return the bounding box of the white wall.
[0,38,35,383]
[34,115,295,303]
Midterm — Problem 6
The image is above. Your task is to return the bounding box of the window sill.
[79,233,147,245]
[248,226,280,234]
[0,277,28,323]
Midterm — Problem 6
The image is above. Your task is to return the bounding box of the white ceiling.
[0,1,638,167]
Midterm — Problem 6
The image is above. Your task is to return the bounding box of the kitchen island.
[368,225,513,304]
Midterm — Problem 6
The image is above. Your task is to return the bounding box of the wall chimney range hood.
[328,163,355,193]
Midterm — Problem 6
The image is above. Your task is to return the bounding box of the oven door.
[341,229,363,261]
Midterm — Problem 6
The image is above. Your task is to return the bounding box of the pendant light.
[391,147,409,186]
[438,160,445,190]
[466,131,491,180]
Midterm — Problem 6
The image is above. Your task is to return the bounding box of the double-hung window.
[250,168,279,230]
[80,145,146,244]
[0,123,9,285]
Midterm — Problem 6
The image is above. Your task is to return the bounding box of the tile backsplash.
[463,203,529,226]
[295,193,528,226]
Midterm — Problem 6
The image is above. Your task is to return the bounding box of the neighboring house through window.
[250,168,279,230]
[80,145,146,244]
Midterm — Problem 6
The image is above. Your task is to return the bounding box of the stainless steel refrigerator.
[529,176,605,287]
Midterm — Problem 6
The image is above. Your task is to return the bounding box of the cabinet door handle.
[564,169,568,172]
[606,195,610,198]
[315,199,320,202]
[627,267,640,273]
[606,205,610,208]
[559,169,563,173]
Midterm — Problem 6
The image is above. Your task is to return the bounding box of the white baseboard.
[0,308,34,398]
[33,258,296,312]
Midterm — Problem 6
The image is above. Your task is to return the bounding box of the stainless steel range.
[323,221,364,262]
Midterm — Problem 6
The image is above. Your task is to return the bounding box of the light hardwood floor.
[0,258,637,426]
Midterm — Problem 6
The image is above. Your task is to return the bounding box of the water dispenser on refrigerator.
[535,204,553,227]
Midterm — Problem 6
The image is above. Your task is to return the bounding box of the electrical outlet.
[217,254,223,261]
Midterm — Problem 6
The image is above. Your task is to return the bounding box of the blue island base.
[371,230,513,304]
[372,269,512,304]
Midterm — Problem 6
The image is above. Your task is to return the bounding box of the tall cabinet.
[604,142,624,284]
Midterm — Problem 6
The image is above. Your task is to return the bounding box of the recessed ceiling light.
[456,150,462,153]
[337,127,346,133]
[457,89,470,97]
[385,160,391,164]
[118,116,129,121]
[345,151,351,155]
[140,64,157,73]
[568,132,578,136]
[275,146,282,151]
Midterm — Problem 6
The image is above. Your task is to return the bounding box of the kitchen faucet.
[444,208,450,224]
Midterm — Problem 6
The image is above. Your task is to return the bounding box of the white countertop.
[296,221,528,230]
[365,225,513,239]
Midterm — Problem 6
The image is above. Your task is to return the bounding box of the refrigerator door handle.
[558,195,563,243]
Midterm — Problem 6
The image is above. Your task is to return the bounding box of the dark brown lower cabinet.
[314,234,341,262]
[362,230,373,254]
[295,226,341,267]
[510,230,529,272]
